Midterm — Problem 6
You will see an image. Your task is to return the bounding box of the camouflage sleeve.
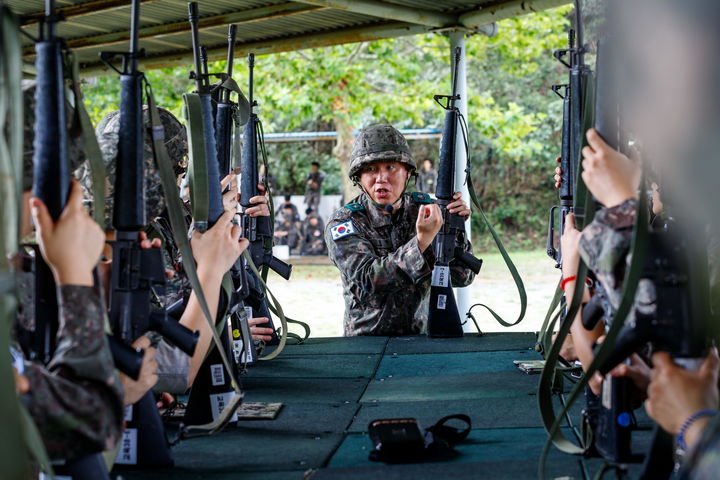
[450,238,476,288]
[326,220,433,296]
[21,285,124,461]
[579,198,637,293]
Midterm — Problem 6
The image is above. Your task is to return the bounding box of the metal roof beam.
[22,0,162,27]
[80,21,432,76]
[292,0,457,28]
[22,2,324,57]
[459,0,571,27]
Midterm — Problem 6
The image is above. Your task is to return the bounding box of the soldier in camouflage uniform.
[13,86,125,460]
[14,189,124,460]
[417,159,438,195]
[304,161,325,212]
[326,124,475,336]
[300,210,327,256]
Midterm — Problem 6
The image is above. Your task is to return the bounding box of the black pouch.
[368,414,471,464]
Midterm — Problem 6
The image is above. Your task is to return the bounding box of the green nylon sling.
[147,84,242,436]
[0,6,55,479]
[457,114,527,328]
[536,67,652,478]
[65,50,107,228]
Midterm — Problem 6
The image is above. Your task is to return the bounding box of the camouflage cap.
[348,124,416,180]
[79,106,188,230]
[22,80,87,191]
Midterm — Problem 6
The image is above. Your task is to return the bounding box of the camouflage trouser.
[305,191,320,212]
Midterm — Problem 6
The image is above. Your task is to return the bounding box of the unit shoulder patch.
[330,220,357,241]
[411,191,434,204]
[343,202,365,212]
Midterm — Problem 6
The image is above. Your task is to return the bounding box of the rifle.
[29,0,70,365]
[427,47,483,338]
[183,2,246,426]
[546,24,586,267]
[100,0,198,467]
[215,24,238,177]
[240,53,293,282]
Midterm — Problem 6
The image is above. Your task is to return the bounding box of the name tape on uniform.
[331,220,356,240]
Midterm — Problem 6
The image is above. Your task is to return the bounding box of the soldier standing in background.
[417,159,437,195]
[304,161,325,213]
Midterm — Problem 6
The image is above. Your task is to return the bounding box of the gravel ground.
[266,250,559,338]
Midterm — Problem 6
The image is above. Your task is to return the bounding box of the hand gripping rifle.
[100,0,198,467]
[240,53,292,282]
[427,47,483,338]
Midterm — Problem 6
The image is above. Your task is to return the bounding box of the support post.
[449,31,473,332]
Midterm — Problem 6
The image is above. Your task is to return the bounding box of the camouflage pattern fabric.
[304,171,325,212]
[147,209,192,309]
[274,213,302,252]
[19,285,124,461]
[578,198,657,326]
[300,213,327,256]
[22,80,86,191]
[325,192,475,336]
[678,414,720,480]
[78,107,188,230]
[417,167,437,195]
[348,124,416,180]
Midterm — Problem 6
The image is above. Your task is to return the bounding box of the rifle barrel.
[188,2,204,92]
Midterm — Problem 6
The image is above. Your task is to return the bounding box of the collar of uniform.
[361,193,408,227]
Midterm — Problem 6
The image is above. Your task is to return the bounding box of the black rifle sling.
[146,83,242,436]
[458,114,527,327]
[1,6,54,477]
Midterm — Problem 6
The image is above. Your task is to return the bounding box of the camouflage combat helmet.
[22,80,87,191]
[348,124,416,180]
[78,106,188,230]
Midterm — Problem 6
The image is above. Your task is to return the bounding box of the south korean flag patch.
[331,220,356,241]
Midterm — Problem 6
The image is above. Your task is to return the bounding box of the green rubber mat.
[311,459,581,480]
[241,377,368,403]
[361,371,537,403]
[168,429,344,472]
[328,428,579,468]
[374,350,540,378]
[121,470,306,480]
[385,333,536,355]
[244,354,381,379]
[237,402,358,434]
[280,336,389,355]
[349,397,543,432]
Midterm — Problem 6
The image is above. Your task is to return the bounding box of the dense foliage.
[83,6,572,250]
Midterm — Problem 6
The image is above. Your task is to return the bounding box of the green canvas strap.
[465,175,527,327]
[242,251,289,361]
[183,93,210,231]
[146,82,242,436]
[456,108,526,328]
[538,184,649,478]
[65,50,107,227]
[1,7,54,478]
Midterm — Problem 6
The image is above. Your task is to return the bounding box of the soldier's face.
[359,161,410,206]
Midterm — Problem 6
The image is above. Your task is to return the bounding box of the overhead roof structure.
[11,0,569,77]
